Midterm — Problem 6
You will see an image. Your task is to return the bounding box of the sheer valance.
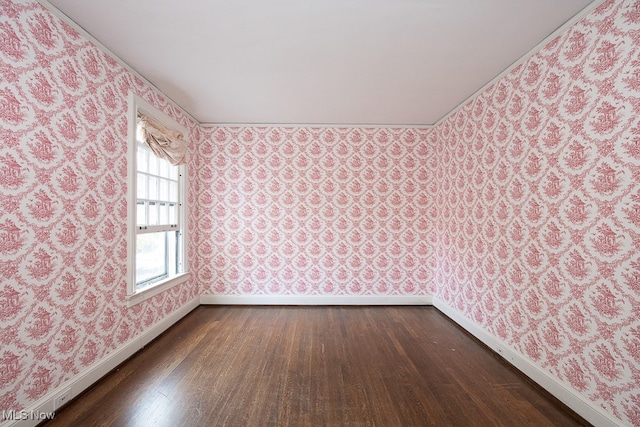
[137,112,187,166]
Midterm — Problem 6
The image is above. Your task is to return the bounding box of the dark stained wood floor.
[43,306,590,426]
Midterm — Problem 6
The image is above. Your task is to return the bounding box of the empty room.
[1,0,639,425]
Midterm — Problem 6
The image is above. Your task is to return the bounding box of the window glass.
[137,201,146,226]
[159,203,168,224]
[148,154,158,175]
[137,174,147,199]
[137,145,148,173]
[136,232,167,285]
[159,178,170,201]
[148,176,158,200]
[148,202,158,226]
[169,181,178,202]
[169,203,177,224]
[159,158,169,178]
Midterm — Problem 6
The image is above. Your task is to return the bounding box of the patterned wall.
[196,126,437,296]
[432,0,640,424]
[0,0,199,414]
[2,0,639,424]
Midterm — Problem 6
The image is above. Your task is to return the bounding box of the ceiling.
[45,0,596,126]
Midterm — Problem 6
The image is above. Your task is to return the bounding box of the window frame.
[126,93,189,307]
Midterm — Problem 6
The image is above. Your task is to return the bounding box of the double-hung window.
[127,93,189,305]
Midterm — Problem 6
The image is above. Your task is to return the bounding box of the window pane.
[159,203,168,224]
[159,178,170,201]
[170,166,179,181]
[137,173,147,199]
[137,201,146,226]
[169,181,178,202]
[148,176,158,200]
[169,203,177,224]
[136,232,167,286]
[148,202,158,225]
[148,155,158,175]
[137,145,148,173]
[159,158,169,178]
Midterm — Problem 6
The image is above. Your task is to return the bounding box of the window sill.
[126,272,190,307]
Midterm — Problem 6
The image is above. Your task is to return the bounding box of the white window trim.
[126,92,189,307]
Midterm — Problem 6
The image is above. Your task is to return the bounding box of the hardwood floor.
[43,306,590,426]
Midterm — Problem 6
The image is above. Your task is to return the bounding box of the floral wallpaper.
[196,126,436,296]
[1,0,639,425]
[0,0,199,416]
[432,0,640,424]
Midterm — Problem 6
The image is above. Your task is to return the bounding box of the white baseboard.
[3,296,200,427]
[199,294,433,306]
[5,295,618,427]
[433,297,621,427]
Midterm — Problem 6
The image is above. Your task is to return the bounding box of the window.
[127,93,189,305]
[135,138,181,289]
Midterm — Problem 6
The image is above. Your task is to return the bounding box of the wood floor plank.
[42,306,590,426]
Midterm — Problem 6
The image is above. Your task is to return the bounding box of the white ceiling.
[45,0,596,126]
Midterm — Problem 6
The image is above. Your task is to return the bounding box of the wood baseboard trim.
[5,296,200,427]
[199,294,433,306]
[432,297,620,427]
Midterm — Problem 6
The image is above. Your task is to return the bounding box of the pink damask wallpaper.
[196,126,436,296]
[2,0,640,424]
[0,0,199,415]
[432,0,640,424]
